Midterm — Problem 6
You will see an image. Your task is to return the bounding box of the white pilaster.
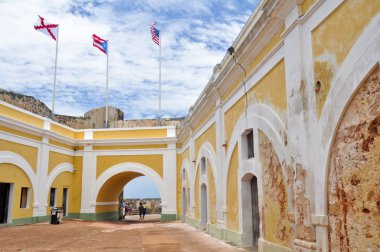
[162,143,177,215]
[34,135,50,217]
[80,145,96,213]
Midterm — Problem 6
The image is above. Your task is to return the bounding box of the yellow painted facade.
[312,0,380,117]
[50,124,76,139]
[207,159,217,225]
[0,104,44,128]
[96,171,141,204]
[0,1,378,251]
[96,155,163,178]
[300,0,317,15]
[93,144,166,150]
[49,139,75,151]
[48,151,73,175]
[194,167,200,219]
[0,164,34,219]
[222,26,285,102]
[226,144,239,231]
[194,123,216,158]
[224,59,287,143]
[0,140,38,172]
[93,128,167,139]
[0,125,42,141]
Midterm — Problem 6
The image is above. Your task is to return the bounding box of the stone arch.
[317,13,380,214]
[192,142,218,225]
[93,162,165,206]
[223,103,291,212]
[0,151,37,202]
[192,142,217,192]
[46,162,74,194]
[327,65,380,251]
[181,158,191,218]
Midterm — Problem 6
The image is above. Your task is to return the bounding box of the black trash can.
[50,207,59,224]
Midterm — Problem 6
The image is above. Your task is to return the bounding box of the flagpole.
[105,42,109,128]
[51,26,59,120]
[158,30,162,126]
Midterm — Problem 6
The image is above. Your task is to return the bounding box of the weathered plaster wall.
[194,123,216,157]
[226,144,239,231]
[259,130,292,248]
[328,66,380,251]
[207,159,217,225]
[0,164,34,220]
[312,0,380,117]
[224,59,287,144]
[222,26,285,102]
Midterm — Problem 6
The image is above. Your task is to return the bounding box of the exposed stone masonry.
[259,130,292,248]
[0,89,184,129]
[328,66,380,251]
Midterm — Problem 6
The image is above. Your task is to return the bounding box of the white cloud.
[0,0,257,119]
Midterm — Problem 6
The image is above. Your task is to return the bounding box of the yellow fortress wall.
[1,1,379,251]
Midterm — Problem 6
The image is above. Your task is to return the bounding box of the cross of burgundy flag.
[34,15,58,41]
[92,34,108,54]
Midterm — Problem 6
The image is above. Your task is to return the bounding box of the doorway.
[182,187,186,221]
[200,183,207,229]
[0,183,10,224]
[241,174,260,248]
[62,188,68,216]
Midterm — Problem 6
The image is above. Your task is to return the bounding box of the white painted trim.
[167,126,176,137]
[93,162,165,208]
[223,103,292,230]
[316,14,380,215]
[0,131,41,149]
[93,149,165,156]
[84,130,93,140]
[0,151,38,207]
[193,115,216,142]
[192,142,218,199]
[46,162,74,193]
[93,201,119,206]
[222,46,285,114]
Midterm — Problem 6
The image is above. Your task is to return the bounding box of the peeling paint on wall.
[328,66,380,251]
[312,0,380,117]
[259,130,292,248]
[294,163,314,242]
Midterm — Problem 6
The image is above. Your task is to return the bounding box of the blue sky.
[124,176,160,199]
[0,0,259,119]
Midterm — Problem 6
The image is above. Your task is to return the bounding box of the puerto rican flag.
[92,34,108,54]
[34,15,59,41]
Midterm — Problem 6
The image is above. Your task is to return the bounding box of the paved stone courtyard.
[0,215,246,251]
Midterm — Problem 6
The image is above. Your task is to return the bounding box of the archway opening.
[123,176,161,221]
[241,173,260,248]
[200,183,207,229]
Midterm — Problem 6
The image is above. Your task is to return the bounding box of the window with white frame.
[20,187,29,208]
[201,157,206,175]
[49,188,56,207]
[246,129,254,159]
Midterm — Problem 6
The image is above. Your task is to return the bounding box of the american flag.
[150,22,160,46]
[92,34,108,54]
